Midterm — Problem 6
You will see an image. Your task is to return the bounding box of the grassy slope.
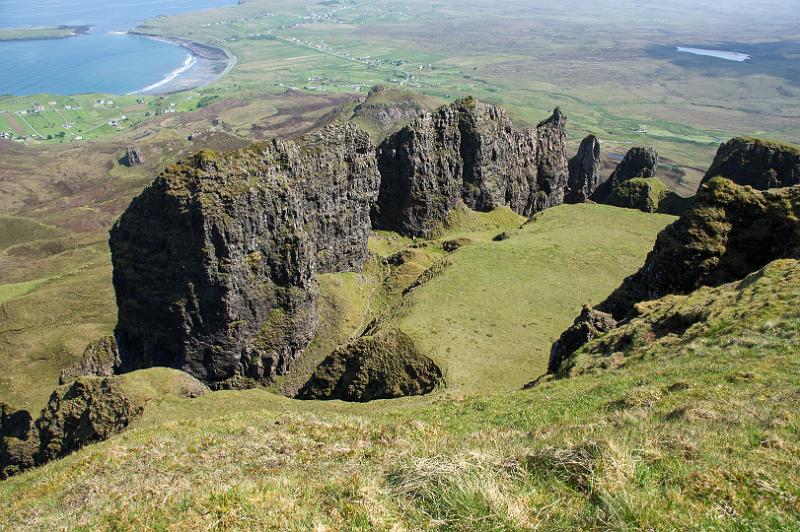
[2,260,799,529]
[400,204,675,393]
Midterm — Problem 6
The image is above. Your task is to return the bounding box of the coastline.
[127,32,236,95]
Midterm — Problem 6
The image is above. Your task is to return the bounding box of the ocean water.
[0,0,234,95]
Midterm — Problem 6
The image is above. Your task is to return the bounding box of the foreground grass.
[2,212,800,528]
[2,294,798,529]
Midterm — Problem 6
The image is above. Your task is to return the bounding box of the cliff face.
[592,147,658,203]
[372,99,569,237]
[599,178,800,320]
[702,137,800,189]
[566,135,602,204]
[110,122,379,388]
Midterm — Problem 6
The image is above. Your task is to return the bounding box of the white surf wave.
[131,53,197,94]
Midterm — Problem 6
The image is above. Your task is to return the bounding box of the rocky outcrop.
[600,178,800,320]
[0,377,143,479]
[605,177,671,213]
[566,135,602,203]
[702,137,800,189]
[372,99,569,237]
[110,122,380,388]
[592,147,658,203]
[297,329,442,402]
[548,307,617,375]
[59,336,121,384]
[37,378,143,463]
[0,404,37,479]
[550,259,800,378]
[124,147,145,167]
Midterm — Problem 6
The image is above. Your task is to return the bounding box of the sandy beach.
[128,33,236,94]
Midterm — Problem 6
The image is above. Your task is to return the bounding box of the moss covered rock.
[606,177,671,213]
[37,377,144,463]
[0,404,37,479]
[592,146,659,203]
[552,259,800,377]
[59,336,121,384]
[702,137,800,189]
[599,178,800,320]
[297,329,443,402]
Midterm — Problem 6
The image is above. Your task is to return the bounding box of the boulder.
[593,147,658,203]
[702,137,800,189]
[59,336,121,384]
[372,99,569,237]
[124,146,145,167]
[110,122,380,388]
[566,135,602,203]
[297,329,443,402]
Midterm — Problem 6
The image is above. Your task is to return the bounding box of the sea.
[0,0,233,96]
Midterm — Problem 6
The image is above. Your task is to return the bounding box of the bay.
[0,0,234,96]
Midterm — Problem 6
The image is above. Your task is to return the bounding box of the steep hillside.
[2,257,799,528]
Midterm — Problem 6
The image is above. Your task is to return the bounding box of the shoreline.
[127,32,236,95]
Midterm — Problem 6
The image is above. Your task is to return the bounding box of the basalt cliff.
[548,136,800,377]
[110,122,380,389]
[371,99,571,237]
[109,99,581,387]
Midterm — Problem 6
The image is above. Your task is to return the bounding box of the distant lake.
[677,47,751,62]
[0,0,234,96]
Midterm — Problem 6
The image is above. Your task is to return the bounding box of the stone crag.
[1,378,143,479]
[599,178,800,321]
[124,146,145,167]
[372,99,569,237]
[566,135,602,204]
[592,146,658,203]
[702,137,800,189]
[59,336,121,385]
[605,177,671,213]
[110,122,380,389]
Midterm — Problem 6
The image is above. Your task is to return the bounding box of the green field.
[0,93,208,143]
[0,26,88,42]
